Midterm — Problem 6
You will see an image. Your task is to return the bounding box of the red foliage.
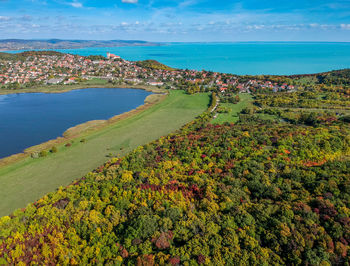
[96,165,105,173]
[336,242,348,258]
[197,254,206,264]
[327,238,334,252]
[340,237,348,246]
[314,199,338,217]
[111,159,122,166]
[168,256,180,265]
[153,231,173,249]
[224,160,235,171]
[304,159,327,167]
[339,217,350,226]
[137,254,155,266]
[120,248,128,258]
[322,215,331,221]
[52,198,70,209]
[138,183,205,200]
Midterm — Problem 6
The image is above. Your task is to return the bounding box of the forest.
[0,82,349,265]
[136,60,175,71]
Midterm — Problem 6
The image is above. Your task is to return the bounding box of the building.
[148,80,164,86]
[107,53,121,60]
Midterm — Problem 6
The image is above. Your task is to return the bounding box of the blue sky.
[0,0,350,41]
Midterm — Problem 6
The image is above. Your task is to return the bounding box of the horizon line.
[1,39,350,44]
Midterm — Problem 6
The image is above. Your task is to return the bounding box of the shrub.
[31,152,39,159]
[241,107,255,115]
[217,106,231,113]
[51,146,58,153]
[39,150,48,157]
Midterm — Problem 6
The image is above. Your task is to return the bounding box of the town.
[0,51,298,94]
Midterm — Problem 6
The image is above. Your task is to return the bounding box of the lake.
[0,88,152,159]
[52,42,350,75]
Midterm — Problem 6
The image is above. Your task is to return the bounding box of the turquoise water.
[51,42,350,75]
[0,88,151,158]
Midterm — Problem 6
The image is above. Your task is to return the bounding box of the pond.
[0,88,152,159]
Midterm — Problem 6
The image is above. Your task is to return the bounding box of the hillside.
[0,51,64,61]
[0,52,19,61]
[136,60,175,71]
[288,68,350,86]
[0,104,349,264]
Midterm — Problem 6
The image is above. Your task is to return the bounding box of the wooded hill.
[136,60,175,71]
[0,51,64,61]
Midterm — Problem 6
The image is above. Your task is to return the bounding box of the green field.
[212,93,253,124]
[0,90,210,216]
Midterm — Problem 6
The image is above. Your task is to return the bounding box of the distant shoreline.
[0,39,163,51]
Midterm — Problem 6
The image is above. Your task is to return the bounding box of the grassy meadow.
[212,93,253,124]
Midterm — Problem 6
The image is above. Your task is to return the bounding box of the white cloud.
[70,2,83,8]
[178,0,198,8]
[0,16,10,21]
[340,24,350,30]
[122,0,138,3]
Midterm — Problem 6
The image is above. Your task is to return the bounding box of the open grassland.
[0,90,210,216]
[212,93,253,124]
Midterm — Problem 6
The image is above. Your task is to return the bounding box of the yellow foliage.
[42,243,52,258]
[242,131,250,137]
[70,257,78,265]
[110,157,120,164]
[121,170,133,183]
[339,206,350,216]
[279,223,291,237]
[79,200,89,210]
[10,244,24,260]
[0,216,10,226]
[89,210,101,224]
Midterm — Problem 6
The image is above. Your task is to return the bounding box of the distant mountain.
[0,39,161,51]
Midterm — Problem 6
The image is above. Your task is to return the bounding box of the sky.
[0,0,350,42]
